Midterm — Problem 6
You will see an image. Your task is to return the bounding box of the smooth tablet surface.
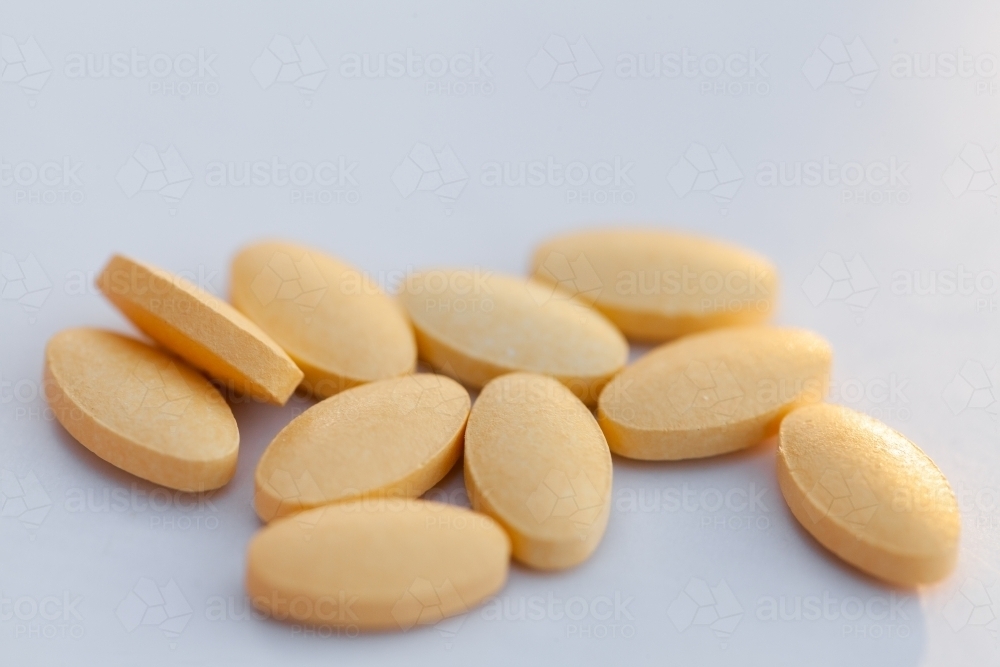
[230,241,417,398]
[530,228,779,341]
[598,326,831,460]
[254,374,470,522]
[465,373,612,570]
[246,500,510,631]
[777,404,960,586]
[98,254,303,405]
[44,328,239,491]
[398,269,628,406]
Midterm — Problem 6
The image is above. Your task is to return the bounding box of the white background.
[2,2,999,665]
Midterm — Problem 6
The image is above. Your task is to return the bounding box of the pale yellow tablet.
[254,374,470,522]
[398,269,628,406]
[45,328,239,491]
[246,500,510,631]
[465,373,612,570]
[97,254,303,405]
[230,240,417,398]
[777,403,960,586]
[531,228,778,341]
[598,326,831,460]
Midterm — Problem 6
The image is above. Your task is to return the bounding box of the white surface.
[2,2,999,665]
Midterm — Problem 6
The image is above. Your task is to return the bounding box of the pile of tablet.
[43,230,960,632]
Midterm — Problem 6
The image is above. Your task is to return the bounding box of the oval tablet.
[97,254,303,405]
[530,228,779,341]
[777,404,960,586]
[398,269,628,406]
[465,373,612,570]
[598,327,831,460]
[231,241,417,398]
[254,374,470,522]
[246,500,510,631]
[44,328,239,491]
